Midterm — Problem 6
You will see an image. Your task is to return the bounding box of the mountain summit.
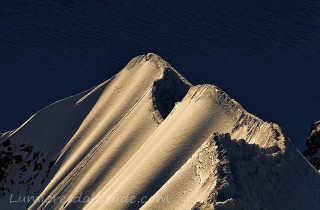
[1,54,320,209]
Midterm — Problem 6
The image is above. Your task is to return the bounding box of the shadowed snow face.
[152,69,191,118]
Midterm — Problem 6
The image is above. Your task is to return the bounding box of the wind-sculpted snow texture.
[1,54,320,210]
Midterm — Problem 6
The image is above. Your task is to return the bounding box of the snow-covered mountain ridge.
[1,54,320,209]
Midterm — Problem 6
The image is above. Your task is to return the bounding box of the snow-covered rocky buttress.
[1,54,320,210]
[304,121,320,171]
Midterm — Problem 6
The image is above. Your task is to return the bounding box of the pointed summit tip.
[145,53,156,61]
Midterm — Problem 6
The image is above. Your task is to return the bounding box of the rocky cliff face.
[304,121,320,170]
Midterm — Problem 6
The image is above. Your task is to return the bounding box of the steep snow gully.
[1,54,320,210]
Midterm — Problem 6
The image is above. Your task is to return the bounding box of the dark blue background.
[1,0,320,151]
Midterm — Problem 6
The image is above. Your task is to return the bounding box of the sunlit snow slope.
[1,54,320,210]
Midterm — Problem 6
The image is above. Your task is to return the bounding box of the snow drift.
[1,53,320,210]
